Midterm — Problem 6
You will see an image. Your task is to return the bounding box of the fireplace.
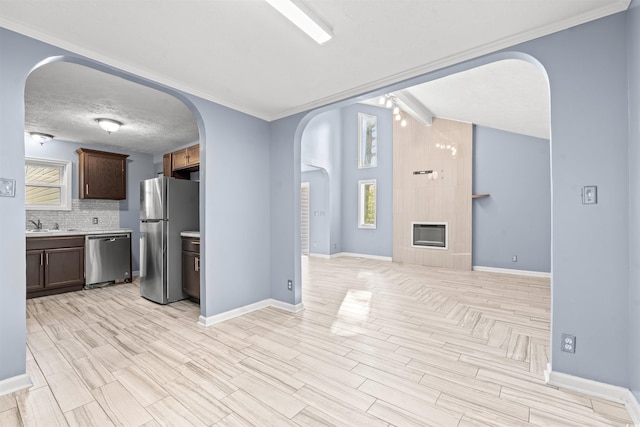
[412,222,447,249]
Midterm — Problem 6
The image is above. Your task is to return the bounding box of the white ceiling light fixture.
[96,118,122,134]
[264,0,333,45]
[29,132,54,145]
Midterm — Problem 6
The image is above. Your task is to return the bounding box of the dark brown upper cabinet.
[76,148,129,200]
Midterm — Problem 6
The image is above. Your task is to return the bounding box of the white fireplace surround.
[411,222,448,250]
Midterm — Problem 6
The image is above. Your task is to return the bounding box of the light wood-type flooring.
[0,256,634,426]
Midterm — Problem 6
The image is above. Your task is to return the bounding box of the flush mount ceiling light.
[96,118,122,134]
[264,0,333,45]
[29,132,54,145]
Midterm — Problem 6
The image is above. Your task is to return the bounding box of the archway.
[293,51,552,363]
[23,56,210,318]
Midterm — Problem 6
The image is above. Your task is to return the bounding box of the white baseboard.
[545,364,640,426]
[331,252,393,262]
[473,265,551,278]
[308,253,331,259]
[198,298,304,327]
[0,374,32,397]
[309,252,392,261]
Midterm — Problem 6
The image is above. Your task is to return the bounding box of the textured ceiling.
[0,0,629,121]
[25,62,199,154]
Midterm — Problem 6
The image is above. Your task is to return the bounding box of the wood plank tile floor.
[0,256,633,426]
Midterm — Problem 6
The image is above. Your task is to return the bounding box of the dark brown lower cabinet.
[26,236,85,298]
[182,237,200,302]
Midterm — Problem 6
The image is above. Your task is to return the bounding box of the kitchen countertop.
[25,228,133,238]
[180,231,200,238]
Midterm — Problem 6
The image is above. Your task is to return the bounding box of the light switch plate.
[0,178,15,197]
[582,186,597,204]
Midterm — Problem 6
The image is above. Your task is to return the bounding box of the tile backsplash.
[26,199,120,230]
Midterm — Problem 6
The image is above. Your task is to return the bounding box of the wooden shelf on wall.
[472,194,490,199]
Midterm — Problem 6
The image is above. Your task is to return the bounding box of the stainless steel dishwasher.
[85,233,131,287]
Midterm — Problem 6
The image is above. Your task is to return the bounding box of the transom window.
[25,157,72,211]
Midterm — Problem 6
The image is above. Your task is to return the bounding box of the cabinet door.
[186,145,200,166]
[26,250,44,291]
[182,251,200,300]
[84,153,126,200]
[163,153,172,177]
[172,148,189,170]
[45,247,84,288]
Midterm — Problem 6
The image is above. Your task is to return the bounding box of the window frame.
[358,179,377,229]
[358,113,378,169]
[25,157,72,211]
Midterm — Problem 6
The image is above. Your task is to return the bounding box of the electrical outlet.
[561,333,576,353]
[512,255,517,262]
[287,280,293,291]
[92,217,98,224]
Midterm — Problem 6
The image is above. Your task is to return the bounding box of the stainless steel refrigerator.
[140,176,199,304]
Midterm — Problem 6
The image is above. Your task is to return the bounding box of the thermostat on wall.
[0,178,15,197]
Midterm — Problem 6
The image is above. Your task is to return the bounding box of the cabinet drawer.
[182,238,200,253]
[27,236,85,251]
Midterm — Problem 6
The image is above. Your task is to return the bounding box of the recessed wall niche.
[392,116,472,270]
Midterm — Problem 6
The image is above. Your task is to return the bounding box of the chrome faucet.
[29,219,42,230]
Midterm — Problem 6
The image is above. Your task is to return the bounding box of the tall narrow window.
[358,179,377,229]
[25,157,72,210]
[358,113,378,168]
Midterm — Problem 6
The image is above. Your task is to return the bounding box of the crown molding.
[1,0,629,122]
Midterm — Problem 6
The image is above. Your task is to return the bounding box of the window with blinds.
[25,157,72,210]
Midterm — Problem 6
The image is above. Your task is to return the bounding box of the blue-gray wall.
[301,104,393,258]
[539,12,629,387]
[340,104,393,258]
[271,11,634,390]
[301,169,330,254]
[301,109,342,255]
[25,137,156,273]
[185,97,271,317]
[270,113,306,305]
[627,3,640,403]
[472,126,551,272]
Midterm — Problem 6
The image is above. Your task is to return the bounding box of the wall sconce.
[96,118,122,134]
[29,132,54,145]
